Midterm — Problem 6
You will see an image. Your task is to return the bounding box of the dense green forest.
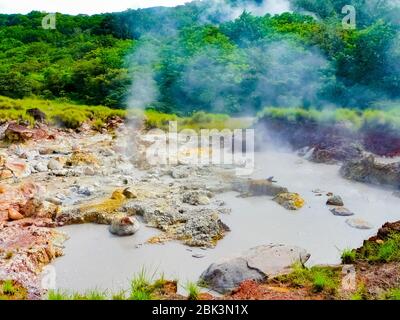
[0,0,399,115]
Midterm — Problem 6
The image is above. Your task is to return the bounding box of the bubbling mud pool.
[52,149,400,293]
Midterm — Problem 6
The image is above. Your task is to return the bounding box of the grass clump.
[341,249,356,264]
[0,95,126,129]
[185,282,200,300]
[47,290,70,300]
[350,283,369,300]
[356,233,400,263]
[277,262,341,294]
[130,268,155,300]
[0,280,27,300]
[381,288,400,300]
[2,280,15,295]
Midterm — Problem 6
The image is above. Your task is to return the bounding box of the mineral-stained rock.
[111,190,126,201]
[330,207,354,217]
[232,178,288,197]
[327,195,344,206]
[346,218,373,230]
[309,143,363,164]
[8,208,24,221]
[5,124,35,142]
[109,216,140,236]
[182,190,211,205]
[340,155,400,188]
[273,193,305,210]
[0,224,67,299]
[123,187,137,199]
[200,244,310,293]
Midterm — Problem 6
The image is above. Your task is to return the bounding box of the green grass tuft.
[277,262,341,294]
[356,233,400,263]
[2,280,15,295]
[185,281,200,300]
[341,249,356,264]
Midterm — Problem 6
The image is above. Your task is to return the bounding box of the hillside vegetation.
[0,0,399,115]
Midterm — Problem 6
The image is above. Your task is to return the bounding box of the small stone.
[47,159,63,171]
[8,208,24,220]
[123,187,137,199]
[346,218,373,230]
[84,166,95,176]
[34,162,48,173]
[109,216,140,236]
[327,195,344,206]
[330,207,354,217]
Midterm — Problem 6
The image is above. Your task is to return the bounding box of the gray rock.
[200,244,310,294]
[34,162,48,173]
[244,244,310,277]
[200,258,266,293]
[84,166,96,176]
[346,218,373,230]
[327,195,344,206]
[182,191,211,205]
[171,166,190,179]
[48,159,63,171]
[109,216,140,236]
[330,207,354,216]
[340,155,400,188]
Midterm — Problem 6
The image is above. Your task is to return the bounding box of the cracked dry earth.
[1,121,264,298]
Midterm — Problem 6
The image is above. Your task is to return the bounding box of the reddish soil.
[226,280,325,300]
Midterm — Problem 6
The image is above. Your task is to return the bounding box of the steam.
[126,40,160,111]
[198,0,292,23]
[177,40,330,114]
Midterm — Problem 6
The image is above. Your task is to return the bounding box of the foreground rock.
[200,244,310,293]
[109,216,140,236]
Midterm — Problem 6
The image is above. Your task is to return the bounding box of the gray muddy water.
[52,149,400,293]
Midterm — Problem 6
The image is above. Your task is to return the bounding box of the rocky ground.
[0,118,399,300]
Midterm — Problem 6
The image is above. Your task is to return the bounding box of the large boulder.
[200,258,265,294]
[109,216,140,236]
[200,244,310,294]
[340,155,400,188]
